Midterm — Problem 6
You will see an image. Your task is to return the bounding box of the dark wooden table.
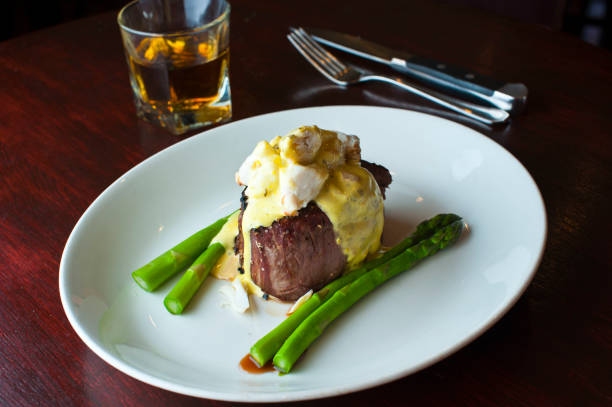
[1,0,610,405]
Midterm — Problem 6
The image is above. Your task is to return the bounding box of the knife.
[307,27,527,113]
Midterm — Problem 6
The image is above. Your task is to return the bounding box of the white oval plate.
[60,106,546,402]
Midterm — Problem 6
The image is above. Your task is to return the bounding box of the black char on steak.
[235,160,392,301]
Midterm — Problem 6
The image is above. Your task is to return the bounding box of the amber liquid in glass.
[127,38,231,134]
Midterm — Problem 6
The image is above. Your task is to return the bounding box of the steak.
[361,160,392,199]
[237,161,391,301]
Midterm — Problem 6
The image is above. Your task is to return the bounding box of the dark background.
[1,0,610,50]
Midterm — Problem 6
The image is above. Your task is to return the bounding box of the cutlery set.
[287,27,528,125]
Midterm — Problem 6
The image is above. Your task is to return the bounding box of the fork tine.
[289,30,341,77]
[292,27,346,74]
[295,28,346,68]
[287,33,338,82]
[289,32,341,78]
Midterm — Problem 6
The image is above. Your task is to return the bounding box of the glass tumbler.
[118,0,231,135]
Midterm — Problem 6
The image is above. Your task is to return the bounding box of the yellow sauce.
[211,211,240,280]
[235,126,384,295]
[316,164,383,268]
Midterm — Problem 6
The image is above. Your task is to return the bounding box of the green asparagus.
[249,213,461,367]
[164,242,225,314]
[273,219,464,373]
[131,213,233,292]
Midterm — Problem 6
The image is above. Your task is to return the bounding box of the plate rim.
[59,105,547,402]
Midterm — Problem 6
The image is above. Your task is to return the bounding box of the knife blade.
[307,27,527,113]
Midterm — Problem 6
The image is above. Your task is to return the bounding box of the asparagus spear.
[273,219,464,373]
[249,213,461,367]
[164,242,225,314]
[131,213,233,292]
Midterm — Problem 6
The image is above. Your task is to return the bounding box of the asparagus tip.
[164,297,184,315]
[132,272,154,292]
[272,356,290,374]
[249,351,265,368]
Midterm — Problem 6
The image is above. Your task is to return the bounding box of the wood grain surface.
[0,0,610,405]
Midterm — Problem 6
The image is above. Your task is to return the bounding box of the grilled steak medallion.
[237,161,391,301]
[249,202,346,300]
[361,160,392,199]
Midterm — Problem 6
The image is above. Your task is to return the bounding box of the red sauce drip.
[239,354,276,374]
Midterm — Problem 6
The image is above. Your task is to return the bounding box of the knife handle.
[393,56,506,97]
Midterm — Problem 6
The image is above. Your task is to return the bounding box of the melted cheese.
[235,125,384,295]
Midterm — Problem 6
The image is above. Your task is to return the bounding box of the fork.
[287,27,509,125]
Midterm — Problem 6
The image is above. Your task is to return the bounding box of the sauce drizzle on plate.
[239,354,276,374]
